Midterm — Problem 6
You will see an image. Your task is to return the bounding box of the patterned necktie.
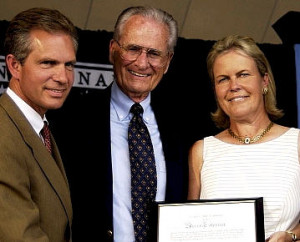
[41,121,52,154]
[128,103,157,242]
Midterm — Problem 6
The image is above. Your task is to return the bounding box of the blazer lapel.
[31,138,72,223]
[51,134,70,187]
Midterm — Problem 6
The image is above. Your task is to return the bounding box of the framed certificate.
[156,197,264,242]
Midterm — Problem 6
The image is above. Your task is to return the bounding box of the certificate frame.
[156,197,264,242]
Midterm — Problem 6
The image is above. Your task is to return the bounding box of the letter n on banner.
[74,62,114,90]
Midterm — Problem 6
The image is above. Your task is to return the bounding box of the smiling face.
[109,15,172,102]
[213,50,268,122]
[7,29,76,116]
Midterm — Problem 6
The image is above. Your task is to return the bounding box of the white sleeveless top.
[201,128,300,238]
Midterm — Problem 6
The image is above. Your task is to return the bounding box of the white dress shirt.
[6,87,47,140]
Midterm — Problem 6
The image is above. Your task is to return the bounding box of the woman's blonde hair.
[206,34,283,129]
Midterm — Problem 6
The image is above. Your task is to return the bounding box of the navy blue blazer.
[50,83,191,241]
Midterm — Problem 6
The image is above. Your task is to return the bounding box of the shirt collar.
[6,87,47,135]
[111,81,152,122]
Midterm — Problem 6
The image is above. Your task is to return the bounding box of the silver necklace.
[228,122,274,144]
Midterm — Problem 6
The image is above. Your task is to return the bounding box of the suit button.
[107,230,113,237]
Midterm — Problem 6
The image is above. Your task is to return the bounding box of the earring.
[263,87,268,95]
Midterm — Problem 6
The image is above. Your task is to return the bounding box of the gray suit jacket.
[0,93,72,242]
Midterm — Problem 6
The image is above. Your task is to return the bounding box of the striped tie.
[41,121,52,154]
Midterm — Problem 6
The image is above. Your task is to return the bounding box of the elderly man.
[55,6,189,242]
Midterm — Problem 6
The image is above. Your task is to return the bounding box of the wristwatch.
[286,231,299,241]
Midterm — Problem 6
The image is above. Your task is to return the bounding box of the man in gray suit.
[0,7,77,241]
